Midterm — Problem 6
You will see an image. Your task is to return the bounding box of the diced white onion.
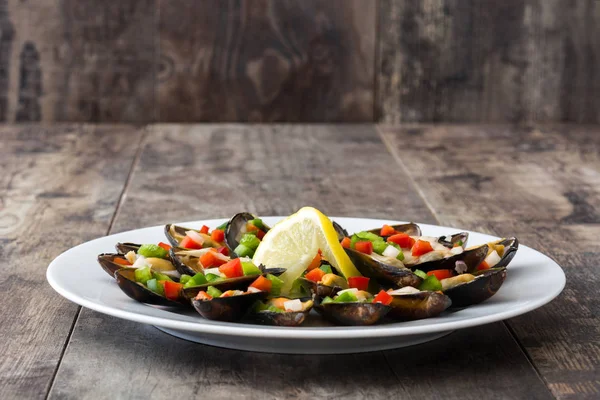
[132,255,148,269]
[185,230,205,245]
[484,250,501,268]
[454,260,468,274]
[388,286,420,295]
[247,286,262,293]
[382,245,400,259]
[203,267,225,277]
[125,251,137,264]
[283,299,303,312]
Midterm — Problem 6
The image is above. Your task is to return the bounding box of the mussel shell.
[344,248,422,288]
[298,277,344,298]
[114,268,188,307]
[445,268,507,308]
[191,291,268,322]
[387,291,451,320]
[169,247,203,276]
[438,232,469,249]
[332,221,349,241]
[492,237,519,269]
[367,222,421,237]
[225,212,266,257]
[253,298,313,327]
[97,253,129,278]
[411,244,489,273]
[114,242,141,254]
[164,224,189,247]
[315,301,392,326]
[182,275,262,300]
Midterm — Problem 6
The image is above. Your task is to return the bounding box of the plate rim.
[47,217,566,339]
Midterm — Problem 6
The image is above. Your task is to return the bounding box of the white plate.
[47,217,565,354]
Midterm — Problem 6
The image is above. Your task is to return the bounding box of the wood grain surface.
[46,125,551,399]
[379,124,600,399]
[0,125,145,399]
[378,0,600,124]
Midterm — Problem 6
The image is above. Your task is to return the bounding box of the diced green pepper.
[206,286,223,298]
[192,273,208,285]
[216,222,228,230]
[266,274,284,296]
[320,264,333,274]
[146,278,164,295]
[456,240,463,247]
[183,280,198,289]
[334,291,358,303]
[250,218,266,231]
[152,272,173,282]
[234,243,254,257]
[266,305,284,313]
[288,279,309,298]
[372,240,389,255]
[321,296,334,304]
[180,274,193,285]
[418,275,442,291]
[414,269,428,279]
[356,231,383,242]
[134,267,153,284]
[205,273,221,282]
[137,244,168,259]
[240,233,261,250]
[241,262,261,276]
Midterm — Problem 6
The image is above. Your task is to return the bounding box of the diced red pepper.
[200,225,210,234]
[158,242,172,251]
[380,225,396,237]
[250,275,272,292]
[427,269,454,280]
[161,281,183,301]
[113,257,131,266]
[256,230,266,240]
[180,236,202,249]
[354,241,373,255]
[476,261,490,271]
[305,268,326,283]
[306,251,322,271]
[211,229,225,242]
[218,258,244,278]
[199,251,226,268]
[388,233,415,249]
[341,237,351,249]
[372,290,393,305]
[348,276,370,291]
[217,246,229,256]
[194,291,212,301]
[412,240,434,256]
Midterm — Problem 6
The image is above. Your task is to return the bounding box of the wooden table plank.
[379,124,600,399]
[0,125,144,399]
[49,125,550,399]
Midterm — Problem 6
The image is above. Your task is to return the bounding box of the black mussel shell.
[169,247,204,276]
[253,298,314,327]
[332,221,349,241]
[387,291,451,320]
[115,242,141,254]
[114,268,188,307]
[344,248,422,288]
[164,224,189,247]
[438,232,469,249]
[445,268,507,308]
[367,222,422,237]
[412,244,489,273]
[97,253,130,278]
[191,291,268,322]
[181,275,262,300]
[299,277,344,298]
[491,237,519,269]
[263,267,286,276]
[225,212,269,257]
[315,301,392,326]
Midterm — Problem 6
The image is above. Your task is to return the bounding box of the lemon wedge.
[252,207,361,294]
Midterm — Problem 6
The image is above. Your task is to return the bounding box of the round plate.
[47,217,565,354]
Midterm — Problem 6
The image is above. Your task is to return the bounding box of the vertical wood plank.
[379,124,600,399]
[0,125,144,399]
[378,0,600,124]
[157,0,375,122]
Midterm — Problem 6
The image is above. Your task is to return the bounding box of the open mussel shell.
[445,268,507,308]
[438,232,469,249]
[169,247,203,276]
[315,300,392,326]
[114,268,188,307]
[225,212,269,256]
[192,291,268,322]
[298,277,344,298]
[164,224,189,247]
[97,253,129,278]
[412,244,489,273]
[181,275,263,300]
[367,222,422,237]
[332,221,349,241]
[253,298,314,327]
[114,242,141,254]
[387,290,451,320]
[344,248,422,288]
[492,237,519,269]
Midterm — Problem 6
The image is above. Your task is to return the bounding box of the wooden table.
[2,124,599,399]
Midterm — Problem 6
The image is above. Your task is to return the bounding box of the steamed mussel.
[315,289,392,326]
[114,267,188,307]
[98,242,180,280]
[164,223,227,250]
[252,297,314,326]
[225,213,270,258]
[386,286,452,320]
[192,286,268,322]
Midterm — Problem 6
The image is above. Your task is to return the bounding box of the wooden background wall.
[0,0,598,124]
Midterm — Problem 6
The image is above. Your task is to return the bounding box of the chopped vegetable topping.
[347,276,370,291]
[412,240,434,256]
